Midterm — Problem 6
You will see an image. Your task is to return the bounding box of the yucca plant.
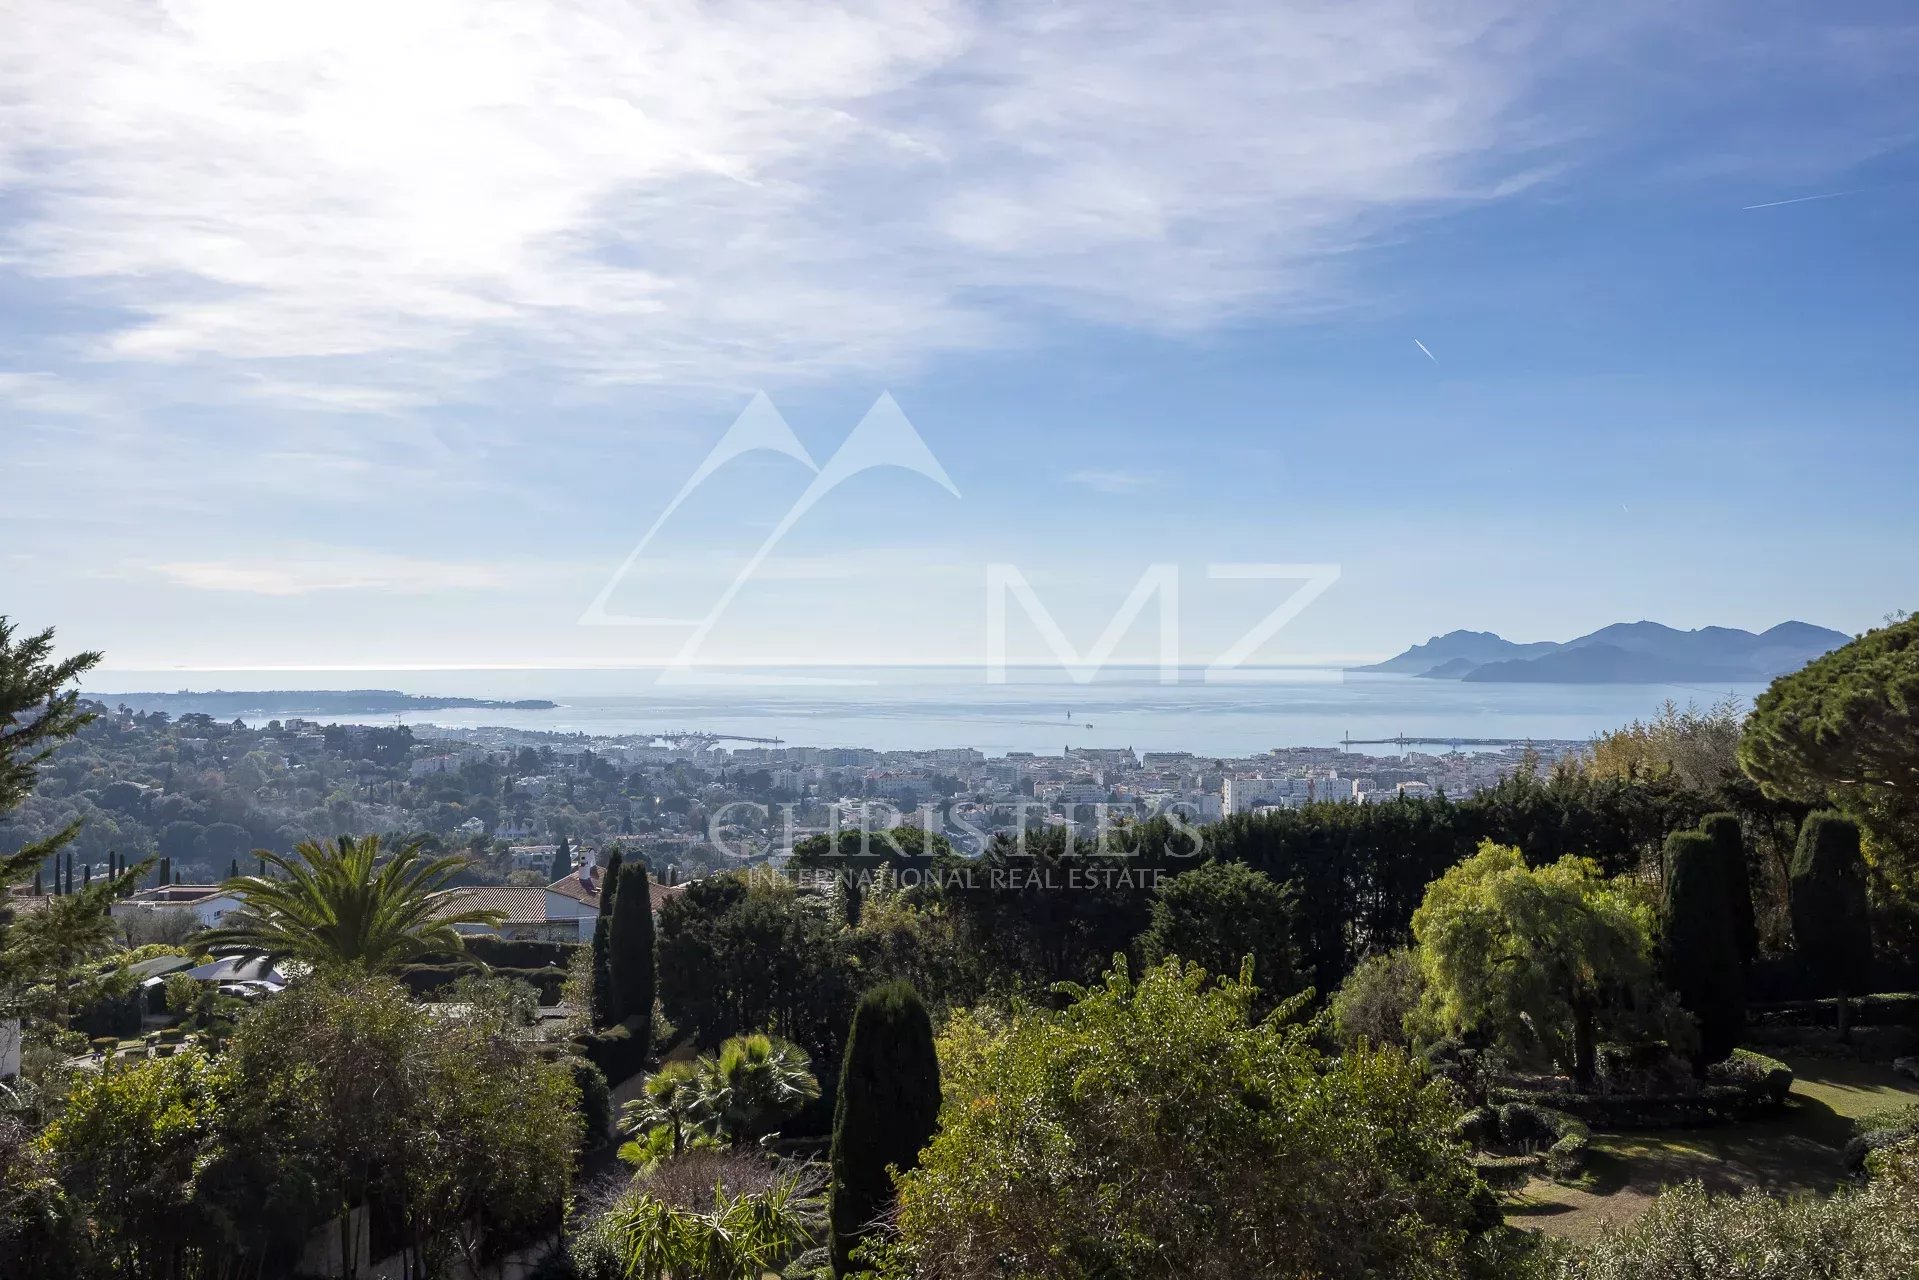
[199,834,503,971]
[610,1162,825,1280]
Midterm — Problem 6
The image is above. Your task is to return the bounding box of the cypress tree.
[83,863,91,888]
[1662,830,1744,1068]
[588,849,624,1029]
[229,858,240,881]
[1699,813,1757,965]
[32,868,42,896]
[830,980,942,1277]
[1790,812,1874,1040]
[550,837,572,883]
[606,859,655,1058]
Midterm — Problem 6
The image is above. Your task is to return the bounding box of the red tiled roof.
[544,872,686,911]
[433,886,547,924]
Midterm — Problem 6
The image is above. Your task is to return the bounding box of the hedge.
[1495,1102,1590,1179]
[1490,1051,1793,1131]
[569,1014,652,1086]
[398,963,568,1004]
[460,936,582,970]
[1472,1153,1539,1192]
[1750,993,1919,1030]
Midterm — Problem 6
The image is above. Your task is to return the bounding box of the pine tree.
[587,849,625,1029]
[607,859,655,1058]
[1699,812,1757,965]
[830,980,942,1277]
[1662,830,1744,1068]
[1790,811,1874,1039]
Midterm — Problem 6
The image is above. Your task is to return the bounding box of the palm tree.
[621,1060,708,1160]
[693,1033,821,1147]
[199,834,503,971]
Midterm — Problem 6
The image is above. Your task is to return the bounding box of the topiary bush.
[1472,1153,1539,1192]
[1710,1048,1794,1107]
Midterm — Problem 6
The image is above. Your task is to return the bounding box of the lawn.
[1504,1055,1919,1241]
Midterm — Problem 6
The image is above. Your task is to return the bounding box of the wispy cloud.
[140,553,509,597]
[1066,469,1152,494]
[0,0,1627,408]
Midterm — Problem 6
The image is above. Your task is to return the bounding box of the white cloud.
[142,552,509,596]
[0,0,1631,404]
[1065,469,1151,494]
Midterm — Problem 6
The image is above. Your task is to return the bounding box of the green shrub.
[1329,947,1422,1049]
[571,1058,612,1153]
[1848,1128,1910,1174]
[1562,1157,1919,1278]
[1472,1154,1538,1192]
[1452,1106,1498,1150]
[1710,1048,1794,1106]
[1545,1121,1591,1179]
[575,1014,651,1085]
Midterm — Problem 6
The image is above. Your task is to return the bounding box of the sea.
[85,666,1766,759]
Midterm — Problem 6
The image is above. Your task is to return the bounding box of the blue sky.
[1,0,1915,671]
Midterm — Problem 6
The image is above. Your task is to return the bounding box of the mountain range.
[1351,621,1852,684]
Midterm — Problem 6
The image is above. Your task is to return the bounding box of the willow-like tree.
[1662,830,1745,1068]
[1413,842,1674,1087]
[201,834,504,970]
[1790,812,1874,1039]
[829,980,941,1276]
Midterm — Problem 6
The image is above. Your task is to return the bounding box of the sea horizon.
[77,666,1765,758]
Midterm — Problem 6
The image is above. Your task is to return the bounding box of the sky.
[1,0,1915,672]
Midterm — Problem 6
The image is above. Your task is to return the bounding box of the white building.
[111,885,247,928]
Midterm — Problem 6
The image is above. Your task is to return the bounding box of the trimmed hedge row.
[1457,1102,1590,1181]
[1751,993,1919,1030]
[1497,1102,1591,1179]
[462,936,583,970]
[1490,1050,1793,1131]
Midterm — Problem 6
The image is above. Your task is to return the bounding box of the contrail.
[1743,190,1855,211]
[1413,339,1438,363]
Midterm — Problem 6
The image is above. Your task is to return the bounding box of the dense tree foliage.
[1698,811,1758,964]
[35,973,579,1278]
[1742,616,1919,875]
[1413,843,1681,1086]
[1329,946,1424,1049]
[606,858,655,1042]
[1134,860,1297,1002]
[884,958,1494,1280]
[1661,830,1745,1068]
[657,874,853,1071]
[1790,811,1875,1036]
[829,981,940,1277]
